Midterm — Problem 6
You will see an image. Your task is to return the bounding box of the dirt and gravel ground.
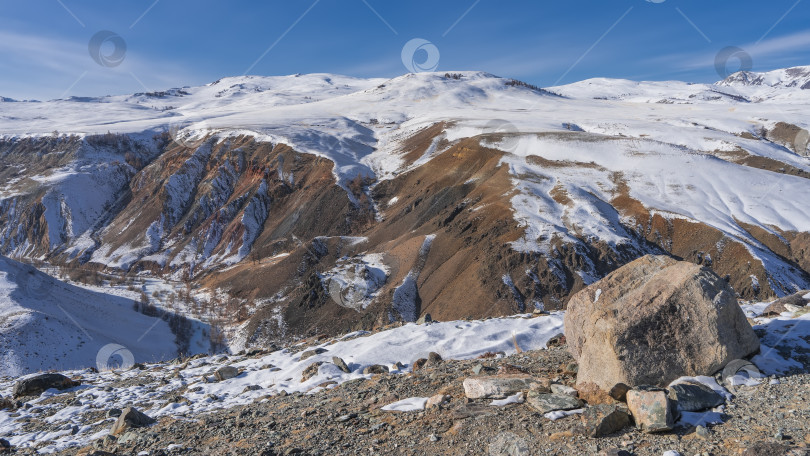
[8,344,803,456]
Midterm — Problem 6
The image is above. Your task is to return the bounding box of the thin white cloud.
[0,30,198,100]
[647,29,810,75]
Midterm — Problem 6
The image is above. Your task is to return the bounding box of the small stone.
[526,391,583,413]
[608,383,631,402]
[427,352,443,365]
[428,433,439,442]
[668,382,724,412]
[0,438,10,451]
[331,357,351,373]
[102,434,118,446]
[626,386,674,433]
[412,358,428,371]
[363,365,389,375]
[335,413,357,423]
[472,364,496,376]
[242,385,262,393]
[695,425,710,440]
[117,431,139,444]
[110,407,156,435]
[576,382,615,405]
[107,408,122,418]
[213,366,239,382]
[550,384,578,397]
[580,404,632,438]
[426,394,449,409]
[546,333,566,348]
[300,348,328,361]
[301,362,323,382]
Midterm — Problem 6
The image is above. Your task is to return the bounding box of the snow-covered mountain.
[0,69,809,351]
[718,65,810,90]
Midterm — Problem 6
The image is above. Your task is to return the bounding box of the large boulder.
[564,255,760,389]
[13,373,78,398]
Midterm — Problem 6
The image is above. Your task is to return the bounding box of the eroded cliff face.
[2,125,807,349]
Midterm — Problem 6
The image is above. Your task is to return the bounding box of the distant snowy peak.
[718,66,810,90]
[547,78,745,103]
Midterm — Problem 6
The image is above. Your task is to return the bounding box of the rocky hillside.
[0,70,809,349]
[0,267,808,455]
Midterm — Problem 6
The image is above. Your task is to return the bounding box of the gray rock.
[331,357,351,373]
[526,391,583,413]
[363,365,389,375]
[463,375,548,399]
[695,425,710,439]
[118,431,138,444]
[427,352,443,365]
[213,366,239,382]
[107,408,122,418]
[550,383,578,397]
[335,413,357,423]
[669,382,724,412]
[301,362,324,382]
[13,373,77,398]
[581,404,632,437]
[110,407,156,435]
[626,386,675,433]
[242,385,262,393]
[299,348,328,361]
[762,290,810,316]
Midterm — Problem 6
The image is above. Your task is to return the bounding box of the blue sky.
[1,0,809,100]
